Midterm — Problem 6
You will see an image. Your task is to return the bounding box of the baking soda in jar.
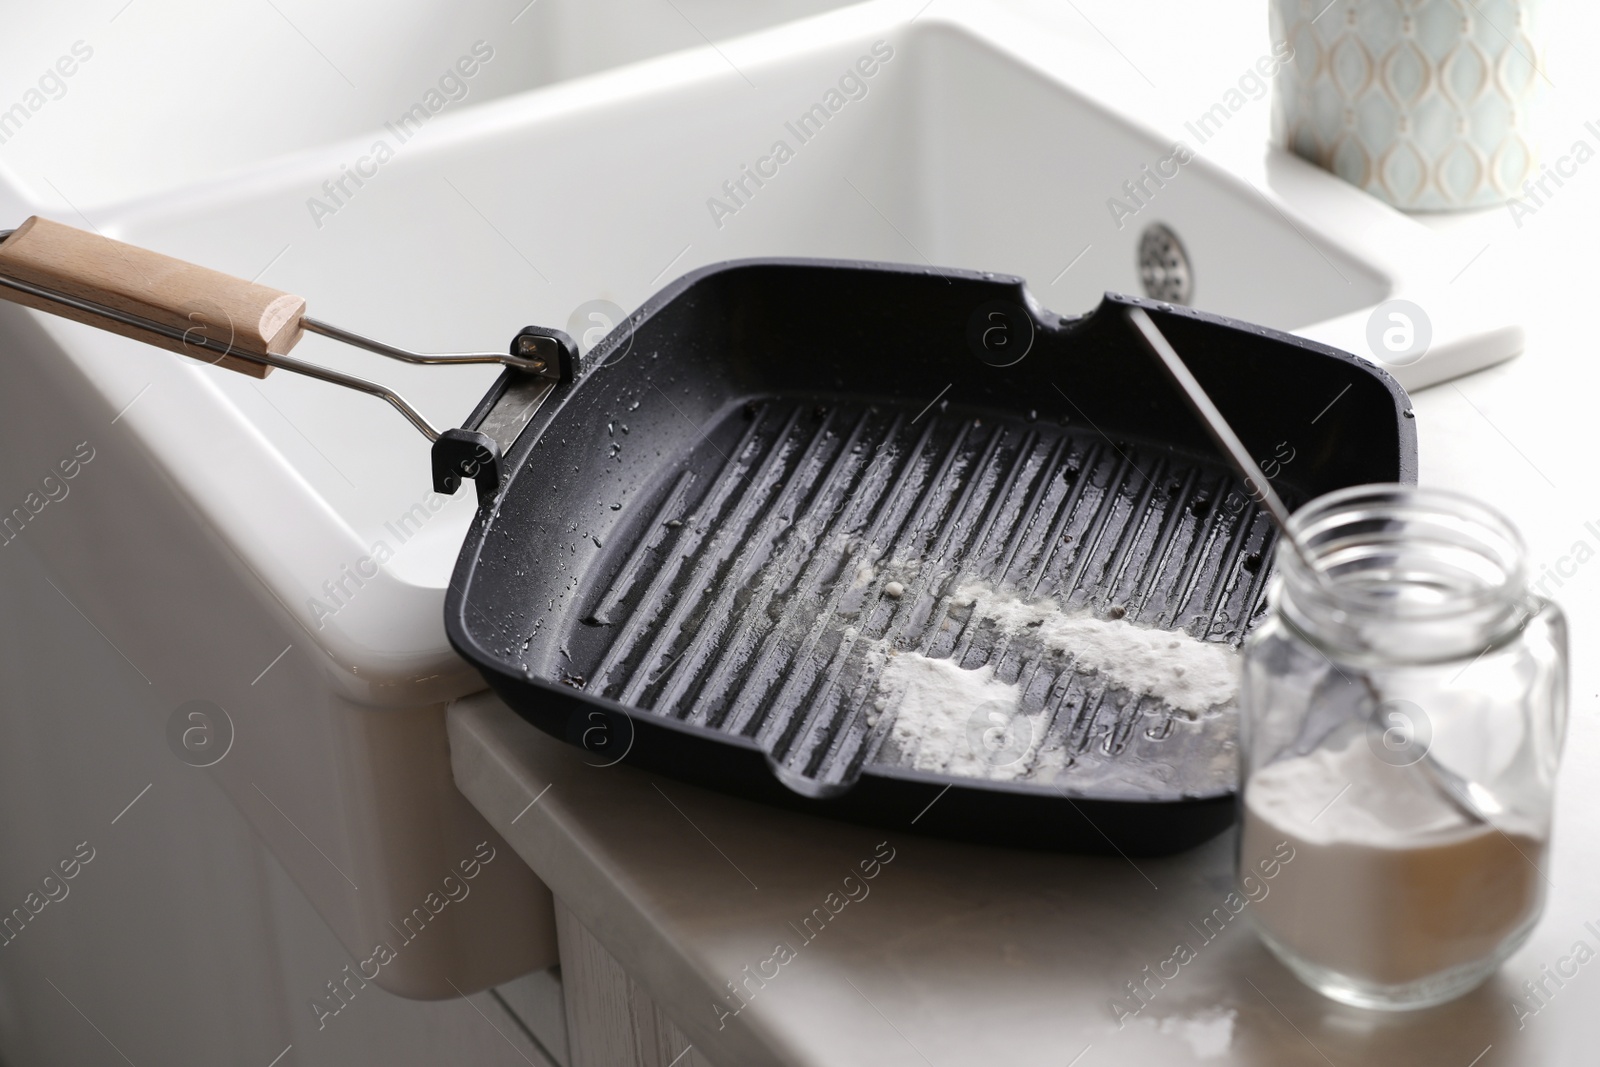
[1237,486,1565,1009]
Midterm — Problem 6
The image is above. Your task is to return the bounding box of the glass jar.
[1237,485,1567,1010]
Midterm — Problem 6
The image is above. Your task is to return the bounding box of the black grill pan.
[0,219,1414,857]
[445,259,1415,856]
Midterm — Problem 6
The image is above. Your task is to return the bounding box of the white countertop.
[451,640,1597,1067]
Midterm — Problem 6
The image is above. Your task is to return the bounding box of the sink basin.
[56,0,1516,580]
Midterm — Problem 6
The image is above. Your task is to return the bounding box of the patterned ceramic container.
[1270,0,1542,210]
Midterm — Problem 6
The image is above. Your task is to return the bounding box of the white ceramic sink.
[0,0,1523,1004]
[45,0,1516,595]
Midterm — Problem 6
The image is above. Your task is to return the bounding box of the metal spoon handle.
[1128,307,1496,826]
[1126,307,1318,576]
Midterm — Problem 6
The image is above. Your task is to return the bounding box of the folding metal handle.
[0,216,558,441]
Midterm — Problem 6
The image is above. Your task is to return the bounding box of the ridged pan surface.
[446,260,1416,854]
[578,397,1276,798]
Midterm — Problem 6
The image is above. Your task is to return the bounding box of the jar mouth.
[1280,485,1527,631]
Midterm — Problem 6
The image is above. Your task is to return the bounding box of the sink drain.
[1138,223,1192,305]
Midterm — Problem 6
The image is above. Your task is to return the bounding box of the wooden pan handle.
[0,216,306,378]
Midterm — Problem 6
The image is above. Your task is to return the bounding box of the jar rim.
[1281,483,1527,624]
